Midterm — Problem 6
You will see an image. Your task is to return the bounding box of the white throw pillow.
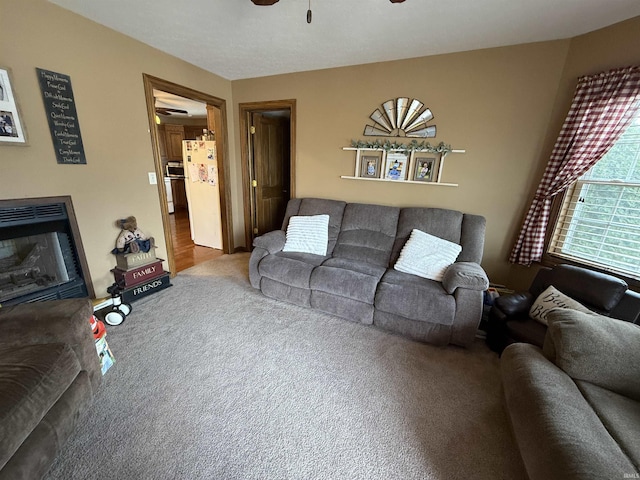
[529,285,592,325]
[282,214,330,256]
[394,229,462,281]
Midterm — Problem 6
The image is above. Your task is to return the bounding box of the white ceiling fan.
[250,0,406,24]
[250,0,405,4]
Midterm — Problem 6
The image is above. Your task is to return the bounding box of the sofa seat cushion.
[258,251,328,289]
[375,269,455,325]
[0,343,81,469]
[320,257,387,278]
[577,380,640,470]
[507,317,548,348]
[310,258,386,304]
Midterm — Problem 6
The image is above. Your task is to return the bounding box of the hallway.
[169,208,223,272]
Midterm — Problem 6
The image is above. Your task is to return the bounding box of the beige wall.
[232,42,571,286]
[0,0,237,296]
[233,17,640,290]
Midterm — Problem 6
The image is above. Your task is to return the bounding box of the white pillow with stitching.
[394,229,461,281]
[282,214,329,256]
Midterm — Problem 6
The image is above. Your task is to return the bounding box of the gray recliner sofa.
[501,308,640,479]
[249,197,489,347]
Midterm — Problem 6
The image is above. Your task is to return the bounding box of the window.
[549,113,640,280]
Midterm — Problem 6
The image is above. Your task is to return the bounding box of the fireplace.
[0,196,94,306]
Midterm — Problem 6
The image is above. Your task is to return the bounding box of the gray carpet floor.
[45,253,527,480]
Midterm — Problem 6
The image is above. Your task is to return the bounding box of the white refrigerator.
[182,140,223,249]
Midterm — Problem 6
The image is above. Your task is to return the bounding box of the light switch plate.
[148,172,157,185]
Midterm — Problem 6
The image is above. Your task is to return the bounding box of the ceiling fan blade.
[156,107,188,115]
[251,0,279,5]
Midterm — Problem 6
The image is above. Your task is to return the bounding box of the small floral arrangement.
[350,139,453,155]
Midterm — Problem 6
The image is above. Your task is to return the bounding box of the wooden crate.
[114,250,157,270]
[111,259,164,288]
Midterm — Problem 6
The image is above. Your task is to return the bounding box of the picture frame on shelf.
[359,153,382,178]
[384,151,409,181]
[0,67,27,145]
[412,155,437,182]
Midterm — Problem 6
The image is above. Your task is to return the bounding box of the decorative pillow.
[394,229,462,281]
[529,285,592,325]
[282,214,329,256]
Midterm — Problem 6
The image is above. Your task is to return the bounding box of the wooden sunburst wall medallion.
[364,98,436,138]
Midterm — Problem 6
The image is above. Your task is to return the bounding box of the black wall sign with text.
[36,68,86,165]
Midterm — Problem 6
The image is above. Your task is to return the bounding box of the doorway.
[239,100,296,250]
[143,74,233,275]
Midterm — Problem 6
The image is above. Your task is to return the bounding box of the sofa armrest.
[610,289,640,324]
[501,343,638,480]
[0,298,101,391]
[494,292,534,317]
[253,230,286,254]
[441,262,489,294]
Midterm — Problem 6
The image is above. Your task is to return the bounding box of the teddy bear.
[111,216,155,254]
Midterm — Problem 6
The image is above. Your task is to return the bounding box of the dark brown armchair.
[485,264,640,354]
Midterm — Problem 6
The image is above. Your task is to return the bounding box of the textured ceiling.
[50,0,640,81]
[153,90,207,119]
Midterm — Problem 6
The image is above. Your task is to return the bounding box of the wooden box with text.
[121,272,171,303]
[111,259,164,288]
[114,250,157,270]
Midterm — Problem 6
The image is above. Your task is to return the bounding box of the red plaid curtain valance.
[509,65,640,266]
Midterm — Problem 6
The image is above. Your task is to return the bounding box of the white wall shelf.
[339,175,458,187]
[342,146,465,186]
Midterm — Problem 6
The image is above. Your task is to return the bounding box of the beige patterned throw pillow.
[529,285,592,325]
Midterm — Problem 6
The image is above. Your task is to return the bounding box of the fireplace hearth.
[0,196,93,306]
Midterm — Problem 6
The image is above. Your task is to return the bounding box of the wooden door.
[157,124,168,162]
[183,124,207,140]
[165,124,185,160]
[171,178,188,209]
[252,113,290,237]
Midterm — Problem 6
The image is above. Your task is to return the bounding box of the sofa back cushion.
[459,213,487,263]
[545,308,640,402]
[390,208,486,265]
[531,264,627,313]
[332,203,400,267]
[282,198,346,255]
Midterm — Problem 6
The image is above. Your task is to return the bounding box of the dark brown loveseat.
[485,264,640,354]
[0,299,101,480]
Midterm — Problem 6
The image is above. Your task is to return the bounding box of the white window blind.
[549,113,640,280]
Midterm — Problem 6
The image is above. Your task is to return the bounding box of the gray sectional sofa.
[501,308,640,480]
[249,197,489,347]
[0,299,101,480]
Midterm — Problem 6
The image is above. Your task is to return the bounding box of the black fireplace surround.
[0,196,93,306]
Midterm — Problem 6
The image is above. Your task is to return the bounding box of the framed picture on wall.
[359,153,382,178]
[0,67,27,145]
[412,156,437,182]
[384,151,409,181]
